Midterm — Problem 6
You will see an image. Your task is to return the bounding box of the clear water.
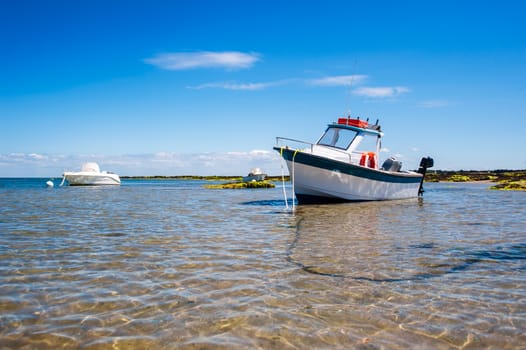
[0,179,524,349]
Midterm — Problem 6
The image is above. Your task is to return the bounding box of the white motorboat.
[242,168,267,182]
[61,162,121,186]
[274,117,433,203]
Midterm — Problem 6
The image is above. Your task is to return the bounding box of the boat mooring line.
[291,149,299,213]
[279,147,299,213]
[279,147,290,211]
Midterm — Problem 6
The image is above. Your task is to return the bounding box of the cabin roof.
[328,122,383,137]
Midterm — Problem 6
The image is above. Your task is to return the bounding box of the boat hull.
[242,174,266,182]
[275,147,422,203]
[63,173,121,186]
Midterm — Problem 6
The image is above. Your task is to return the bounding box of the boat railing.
[276,137,355,163]
[275,137,314,152]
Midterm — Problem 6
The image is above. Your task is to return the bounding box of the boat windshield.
[317,127,357,150]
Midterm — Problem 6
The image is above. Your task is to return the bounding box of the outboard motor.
[417,156,434,195]
[381,156,402,172]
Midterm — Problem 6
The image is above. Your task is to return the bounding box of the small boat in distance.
[61,162,121,186]
[274,117,433,203]
[242,168,267,182]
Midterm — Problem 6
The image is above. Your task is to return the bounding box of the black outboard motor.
[417,157,434,195]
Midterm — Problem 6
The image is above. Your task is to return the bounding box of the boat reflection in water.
[283,192,526,348]
[286,198,492,282]
[288,201,393,280]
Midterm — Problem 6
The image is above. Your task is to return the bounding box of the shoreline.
[121,175,290,182]
[423,170,526,190]
[121,170,525,183]
[5,171,523,190]
[121,170,526,190]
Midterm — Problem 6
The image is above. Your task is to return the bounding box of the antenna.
[345,60,358,117]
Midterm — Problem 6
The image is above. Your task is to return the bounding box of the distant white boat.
[61,162,120,186]
[242,168,267,182]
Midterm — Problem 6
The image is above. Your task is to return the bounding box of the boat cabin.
[312,118,383,169]
[274,116,432,202]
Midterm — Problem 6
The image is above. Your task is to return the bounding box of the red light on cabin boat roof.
[337,118,368,128]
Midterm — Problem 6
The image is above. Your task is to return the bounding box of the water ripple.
[0,180,524,348]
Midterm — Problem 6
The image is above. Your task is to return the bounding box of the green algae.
[123,175,289,182]
[425,170,525,184]
[490,180,526,191]
[204,181,276,189]
[448,175,471,182]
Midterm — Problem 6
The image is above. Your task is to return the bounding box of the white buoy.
[46,180,54,188]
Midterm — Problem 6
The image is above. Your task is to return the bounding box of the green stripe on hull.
[274,147,421,184]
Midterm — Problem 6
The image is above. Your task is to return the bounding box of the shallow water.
[0,179,524,349]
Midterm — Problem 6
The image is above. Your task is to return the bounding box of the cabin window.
[355,134,379,154]
[317,127,357,150]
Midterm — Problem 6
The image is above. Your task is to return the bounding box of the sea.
[0,178,524,349]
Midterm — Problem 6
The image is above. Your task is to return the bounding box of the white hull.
[275,116,433,203]
[63,172,121,186]
[285,159,421,202]
[242,174,266,182]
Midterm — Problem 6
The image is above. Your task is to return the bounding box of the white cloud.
[28,153,47,160]
[186,76,410,98]
[308,74,368,86]
[144,51,261,70]
[0,151,283,177]
[249,150,271,156]
[352,86,410,98]
[189,81,284,91]
[190,75,369,91]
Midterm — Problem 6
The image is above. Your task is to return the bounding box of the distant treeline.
[122,170,526,183]
[122,175,290,181]
[122,171,526,190]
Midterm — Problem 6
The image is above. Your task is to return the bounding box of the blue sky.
[1,0,525,176]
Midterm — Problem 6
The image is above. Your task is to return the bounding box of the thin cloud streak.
[308,74,368,86]
[189,75,369,91]
[144,51,261,70]
[144,55,408,98]
[189,79,292,91]
[353,86,410,98]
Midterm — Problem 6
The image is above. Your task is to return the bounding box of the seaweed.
[204,181,276,189]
